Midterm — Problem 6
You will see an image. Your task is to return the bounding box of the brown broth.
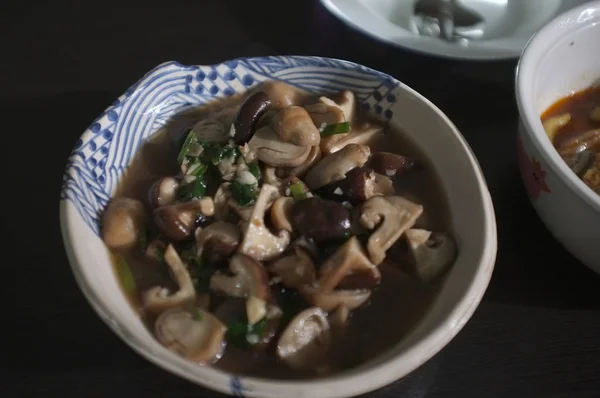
[542,85,600,149]
[109,92,453,379]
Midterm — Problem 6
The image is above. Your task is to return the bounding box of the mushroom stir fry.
[101,81,457,377]
[541,85,600,194]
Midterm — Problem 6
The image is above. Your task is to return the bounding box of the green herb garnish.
[226,318,268,349]
[230,181,257,207]
[289,182,307,202]
[116,256,136,293]
[248,162,261,181]
[321,121,351,137]
[186,161,208,178]
[192,308,203,321]
[177,130,198,163]
[177,178,207,201]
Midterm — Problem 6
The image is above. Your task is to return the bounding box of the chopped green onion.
[248,162,261,181]
[230,181,257,207]
[192,308,203,321]
[178,178,207,201]
[321,121,351,137]
[177,130,198,163]
[226,318,268,349]
[290,182,307,202]
[116,256,136,293]
[186,161,208,177]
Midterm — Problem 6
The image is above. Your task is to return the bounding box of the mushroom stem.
[237,184,291,261]
[142,244,196,313]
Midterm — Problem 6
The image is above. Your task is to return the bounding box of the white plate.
[321,0,587,60]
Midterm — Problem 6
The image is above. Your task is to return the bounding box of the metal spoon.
[413,0,485,42]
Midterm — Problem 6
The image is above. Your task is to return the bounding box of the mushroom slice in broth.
[142,244,196,313]
[305,143,371,190]
[405,229,457,283]
[237,184,291,261]
[155,306,227,364]
[209,253,271,301]
[277,307,331,370]
[360,196,424,265]
[269,247,316,288]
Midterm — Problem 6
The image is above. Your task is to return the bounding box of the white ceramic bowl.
[60,56,497,398]
[321,0,580,60]
[516,1,600,273]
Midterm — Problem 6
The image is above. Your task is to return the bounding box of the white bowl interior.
[321,0,576,59]
[517,1,600,211]
[61,58,496,398]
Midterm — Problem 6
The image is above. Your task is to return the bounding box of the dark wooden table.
[3,1,600,397]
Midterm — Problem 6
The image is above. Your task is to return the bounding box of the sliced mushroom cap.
[305,102,346,129]
[153,197,215,241]
[320,122,383,155]
[148,177,180,209]
[238,184,291,261]
[210,253,271,300]
[248,126,312,168]
[191,118,230,144]
[298,285,371,312]
[269,247,316,288]
[277,307,331,370]
[405,229,457,283]
[368,152,418,178]
[281,145,322,178]
[360,196,424,265]
[195,221,241,267]
[230,91,272,145]
[259,81,309,109]
[270,197,294,232]
[270,106,321,146]
[142,244,196,312]
[316,90,356,122]
[305,143,371,190]
[102,197,145,250]
[288,236,319,260]
[291,197,351,243]
[317,236,380,293]
[318,167,395,204]
[155,307,226,364]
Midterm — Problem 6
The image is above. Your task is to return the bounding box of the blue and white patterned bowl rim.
[60,56,496,398]
[60,56,401,236]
